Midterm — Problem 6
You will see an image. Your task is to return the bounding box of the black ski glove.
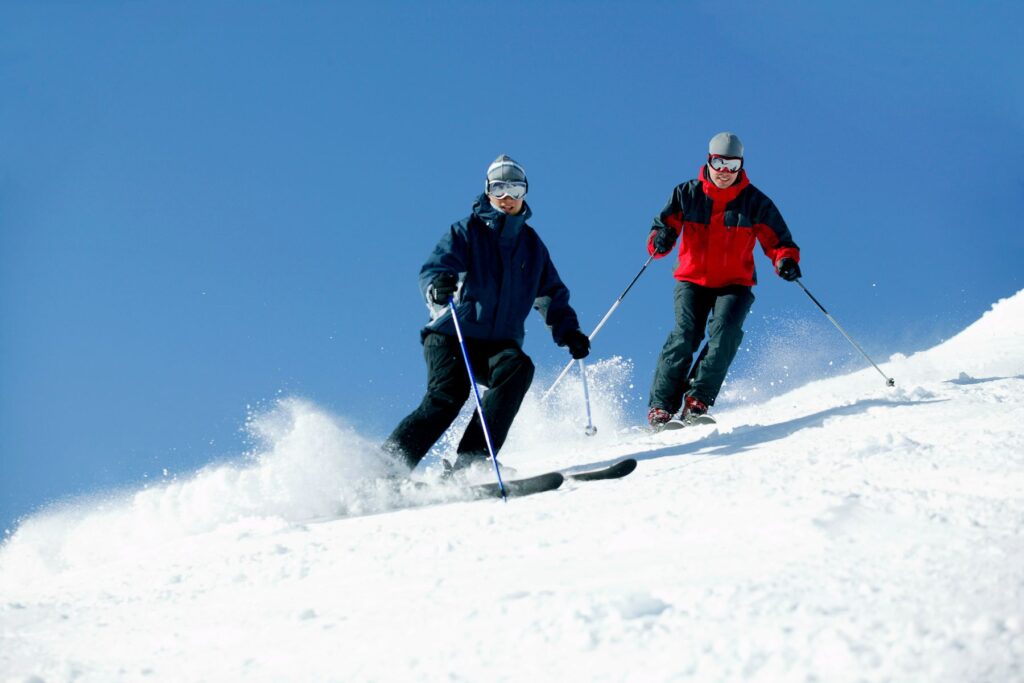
[651,227,677,255]
[776,258,802,281]
[428,272,458,305]
[563,329,591,360]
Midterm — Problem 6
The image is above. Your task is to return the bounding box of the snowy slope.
[2,291,1023,683]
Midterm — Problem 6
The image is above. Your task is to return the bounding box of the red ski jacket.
[647,166,800,288]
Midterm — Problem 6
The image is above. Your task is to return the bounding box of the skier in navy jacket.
[383,155,590,476]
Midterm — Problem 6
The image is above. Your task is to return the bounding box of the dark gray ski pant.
[648,281,754,413]
[383,332,534,472]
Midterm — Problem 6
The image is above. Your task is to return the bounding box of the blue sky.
[2,1,1022,529]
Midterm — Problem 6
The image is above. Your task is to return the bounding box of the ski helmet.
[708,132,744,158]
[485,154,528,192]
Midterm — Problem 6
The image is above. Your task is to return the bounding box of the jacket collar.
[472,193,532,236]
[699,165,750,202]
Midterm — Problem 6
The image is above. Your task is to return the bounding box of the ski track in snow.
[2,292,1024,682]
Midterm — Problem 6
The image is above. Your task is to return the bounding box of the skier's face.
[488,194,524,215]
[708,165,740,189]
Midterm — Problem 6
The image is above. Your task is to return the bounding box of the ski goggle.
[486,180,528,200]
[708,155,743,173]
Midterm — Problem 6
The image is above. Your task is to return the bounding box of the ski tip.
[565,458,637,481]
[618,458,638,475]
[503,471,564,497]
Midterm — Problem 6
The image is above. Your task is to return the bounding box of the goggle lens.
[708,155,743,173]
[487,180,528,200]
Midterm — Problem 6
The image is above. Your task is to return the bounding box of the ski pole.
[795,279,895,387]
[543,254,656,399]
[448,298,507,500]
[579,359,597,436]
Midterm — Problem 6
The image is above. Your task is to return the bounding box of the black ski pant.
[648,281,754,413]
[383,332,535,472]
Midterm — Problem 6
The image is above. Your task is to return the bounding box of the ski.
[445,459,636,499]
[465,471,564,498]
[398,460,634,509]
[662,414,716,431]
[471,458,638,493]
[563,458,638,481]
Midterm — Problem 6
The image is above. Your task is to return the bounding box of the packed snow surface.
[2,291,1023,682]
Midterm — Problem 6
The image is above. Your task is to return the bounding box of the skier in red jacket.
[646,132,801,428]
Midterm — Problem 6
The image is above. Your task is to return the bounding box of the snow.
[2,291,1023,682]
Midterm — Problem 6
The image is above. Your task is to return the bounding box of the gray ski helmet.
[485,154,528,191]
[708,132,744,158]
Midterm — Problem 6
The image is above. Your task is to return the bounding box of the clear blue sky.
[2,1,1022,530]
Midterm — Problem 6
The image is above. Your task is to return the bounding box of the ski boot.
[647,407,673,431]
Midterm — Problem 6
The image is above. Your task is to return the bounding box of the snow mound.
[894,288,1024,381]
[732,288,1024,417]
[0,398,400,580]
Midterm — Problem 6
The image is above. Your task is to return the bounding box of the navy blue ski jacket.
[418,194,581,348]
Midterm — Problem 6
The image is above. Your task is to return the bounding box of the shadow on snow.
[617,397,948,466]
